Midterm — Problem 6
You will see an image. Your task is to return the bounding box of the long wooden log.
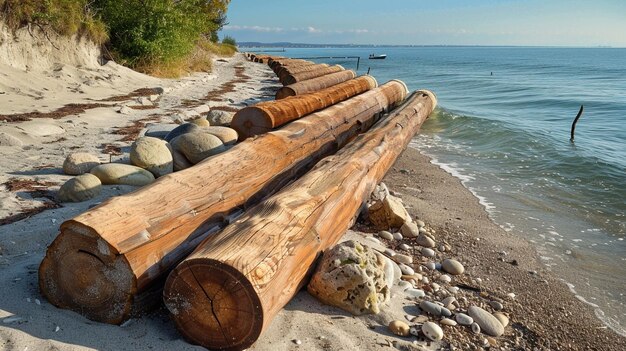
[276,70,357,99]
[280,65,345,85]
[276,63,330,82]
[269,59,314,72]
[231,76,378,140]
[38,81,409,324]
[163,90,437,351]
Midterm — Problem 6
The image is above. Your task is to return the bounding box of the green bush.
[0,0,108,43]
[221,35,236,46]
[93,0,210,67]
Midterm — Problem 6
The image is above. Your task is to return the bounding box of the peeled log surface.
[38,80,409,325]
[276,70,357,99]
[164,90,438,351]
[232,76,379,140]
[276,63,330,82]
[269,59,315,72]
[280,65,345,85]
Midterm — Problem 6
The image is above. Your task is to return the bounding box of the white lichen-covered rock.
[63,152,101,175]
[130,136,173,177]
[307,240,390,315]
[368,194,411,229]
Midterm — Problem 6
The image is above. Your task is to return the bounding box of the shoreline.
[0,53,624,350]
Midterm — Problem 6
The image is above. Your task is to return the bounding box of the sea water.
[258,46,626,335]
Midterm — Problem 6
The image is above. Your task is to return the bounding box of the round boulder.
[189,118,211,127]
[201,126,238,146]
[90,163,155,186]
[172,132,226,164]
[207,110,234,126]
[308,240,390,315]
[130,136,173,177]
[58,174,102,203]
[164,123,200,142]
[63,152,101,175]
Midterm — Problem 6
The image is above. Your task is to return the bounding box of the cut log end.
[275,87,296,100]
[164,259,263,351]
[230,107,274,140]
[38,225,135,324]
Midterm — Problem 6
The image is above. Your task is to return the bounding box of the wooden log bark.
[280,65,345,86]
[269,59,314,72]
[163,90,437,351]
[276,63,330,82]
[231,75,378,140]
[276,70,357,99]
[272,61,318,75]
[38,80,409,325]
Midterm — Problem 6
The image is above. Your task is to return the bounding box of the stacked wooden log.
[39,52,438,351]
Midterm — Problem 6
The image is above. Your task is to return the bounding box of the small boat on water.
[369,54,387,60]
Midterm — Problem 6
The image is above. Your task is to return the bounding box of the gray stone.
[398,263,414,276]
[172,132,226,164]
[368,195,410,229]
[471,322,481,334]
[90,163,155,186]
[399,243,411,251]
[392,232,403,241]
[468,306,505,337]
[439,274,452,283]
[416,233,435,248]
[169,137,194,171]
[140,123,177,139]
[493,312,509,328]
[378,230,393,240]
[308,240,390,315]
[440,318,457,326]
[400,221,419,238]
[455,313,474,326]
[419,301,443,316]
[202,126,238,146]
[0,132,23,146]
[442,259,465,275]
[164,123,200,142]
[58,174,101,202]
[416,220,426,228]
[421,322,443,341]
[130,137,173,177]
[393,254,413,265]
[489,301,504,311]
[406,288,425,298]
[63,152,101,175]
[421,247,435,257]
[207,110,234,126]
[382,256,401,290]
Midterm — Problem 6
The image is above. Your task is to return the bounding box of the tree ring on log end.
[39,226,135,324]
[231,107,274,141]
[164,259,263,351]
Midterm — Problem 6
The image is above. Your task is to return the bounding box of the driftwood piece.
[276,70,357,99]
[38,81,408,324]
[276,63,330,82]
[231,76,379,140]
[279,65,344,85]
[163,90,438,351]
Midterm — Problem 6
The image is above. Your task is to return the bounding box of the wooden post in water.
[163,90,437,351]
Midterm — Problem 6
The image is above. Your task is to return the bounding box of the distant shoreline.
[238,42,621,49]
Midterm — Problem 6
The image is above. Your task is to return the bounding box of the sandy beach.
[1,31,625,351]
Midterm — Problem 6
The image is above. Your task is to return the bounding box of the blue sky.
[221,0,626,46]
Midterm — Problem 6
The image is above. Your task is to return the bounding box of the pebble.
[421,248,435,257]
[419,301,443,316]
[507,293,516,300]
[398,281,413,291]
[422,322,443,341]
[365,236,381,245]
[378,230,394,240]
[421,276,430,284]
[468,306,505,337]
[439,274,452,283]
[406,288,425,298]
[389,320,410,337]
[384,249,396,258]
[58,174,102,203]
[414,315,429,323]
[90,164,155,186]
[398,264,414,276]
[409,326,420,337]
[392,232,403,240]
[399,243,411,251]
[471,322,481,334]
[435,262,442,270]
[293,339,302,345]
[416,220,425,228]
[455,313,474,326]
[493,312,509,328]
[442,296,456,309]
[189,118,210,127]
[207,110,234,126]
[63,152,101,175]
[425,262,436,270]
[416,233,435,248]
[431,282,441,291]
[440,307,452,317]
[400,221,419,238]
[2,316,22,324]
[448,286,460,294]
[418,227,428,235]
[394,254,413,265]
[130,136,173,177]
[442,259,465,275]
[440,318,457,326]
[489,301,504,311]
[439,244,446,252]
